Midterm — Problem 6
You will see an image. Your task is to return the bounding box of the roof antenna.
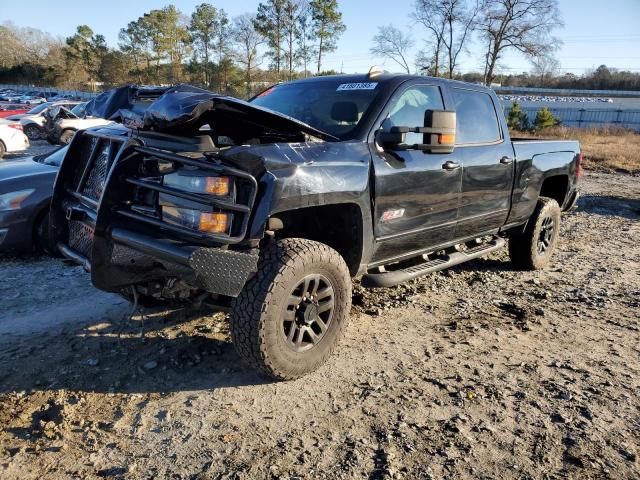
[368,66,385,78]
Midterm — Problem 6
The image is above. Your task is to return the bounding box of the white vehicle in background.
[0,120,29,158]
[46,103,113,145]
[19,101,83,140]
[20,96,47,105]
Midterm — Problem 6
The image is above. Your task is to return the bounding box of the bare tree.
[412,1,445,76]
[233,14,264,97]
[413,0,480,79]
[531,54,560,86]
[370,25,414,74]
[479,0,563,85]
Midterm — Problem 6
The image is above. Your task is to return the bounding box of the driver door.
[370,84,462,264]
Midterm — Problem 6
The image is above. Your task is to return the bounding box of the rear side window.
[452,89,501,144]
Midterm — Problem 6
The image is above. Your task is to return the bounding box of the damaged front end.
[50,85,330,303]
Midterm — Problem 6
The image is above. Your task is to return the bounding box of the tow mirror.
[377,110,456,154]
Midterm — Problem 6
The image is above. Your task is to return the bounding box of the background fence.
[0,84,97,100]
[503,105,640,131]
[494,86,640,98]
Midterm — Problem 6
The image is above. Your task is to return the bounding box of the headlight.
[0,189,35,211]
[163,173,230,197]
[162,206,230,234]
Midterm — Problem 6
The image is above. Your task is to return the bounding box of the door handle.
[442,160,460,170]
[500,156,514,165]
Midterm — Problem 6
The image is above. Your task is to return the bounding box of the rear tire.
[24,124,43,141]
[0,140,5,158]
[230,238,352,380]
[509,197,561,270]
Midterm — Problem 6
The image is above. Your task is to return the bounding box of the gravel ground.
[0,171,638,480]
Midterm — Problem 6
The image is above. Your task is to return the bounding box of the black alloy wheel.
[283,274,335,352]
[509,196,562,270]
[537,215,556,254]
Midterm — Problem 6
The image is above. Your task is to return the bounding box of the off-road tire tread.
[509,196,561,270]
[230,238,351,380]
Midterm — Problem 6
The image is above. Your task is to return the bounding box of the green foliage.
[507,102,530,131]
[254,0,286,74]
[64,25,108,88]
[1,2,347,94]
[190,3,231,90]
[534,107,559,130]
[310,0,346,73]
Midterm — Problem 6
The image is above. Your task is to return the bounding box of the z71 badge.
[381,208,405,222]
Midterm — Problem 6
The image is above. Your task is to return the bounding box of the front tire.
[509,197,561,270]
[230,238,352,380]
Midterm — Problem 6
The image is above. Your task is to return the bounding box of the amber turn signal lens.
[438,134,455,144]
[199,212,229,233]
[205,176,230,196]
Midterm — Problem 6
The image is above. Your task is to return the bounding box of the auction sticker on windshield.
[336,82,378,91]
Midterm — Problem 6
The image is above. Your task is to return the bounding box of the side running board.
[361,237,505,288]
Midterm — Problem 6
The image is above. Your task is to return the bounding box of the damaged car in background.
[44,85,172,145]
[50,74,581,380]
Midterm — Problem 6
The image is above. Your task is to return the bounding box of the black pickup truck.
[51,74,581,379]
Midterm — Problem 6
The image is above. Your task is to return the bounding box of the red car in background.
[0,105,30,118]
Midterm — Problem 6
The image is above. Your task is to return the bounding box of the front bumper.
[52,128,260,298]
[58,227,258,297]
[0,211,33,252]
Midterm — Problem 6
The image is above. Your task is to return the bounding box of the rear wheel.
[230,238,352,380]
[0,140,5,158]
[24,124,43,141]
[509,197,561,270]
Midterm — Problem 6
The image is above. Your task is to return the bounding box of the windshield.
[27,103,49,115]
[250,80,382,139]
[34,145,69,167]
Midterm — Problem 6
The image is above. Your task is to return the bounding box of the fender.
[507,142,580,225]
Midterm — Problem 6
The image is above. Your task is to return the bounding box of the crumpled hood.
[82,84,336,143]
[138,88,337,141]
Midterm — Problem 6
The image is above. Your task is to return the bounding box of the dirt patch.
[0,171,639,479]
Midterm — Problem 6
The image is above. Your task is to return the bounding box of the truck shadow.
[576,194,640,220]
[0,308,274,395]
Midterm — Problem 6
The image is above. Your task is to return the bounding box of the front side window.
[452,89,501,144]
[383,85,444,145]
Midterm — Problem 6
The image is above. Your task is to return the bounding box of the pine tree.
[507,102,530,131]
[534,107,558,131]
[310,0,345,74]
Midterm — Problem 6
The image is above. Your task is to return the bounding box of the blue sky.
[2,0,639,75]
